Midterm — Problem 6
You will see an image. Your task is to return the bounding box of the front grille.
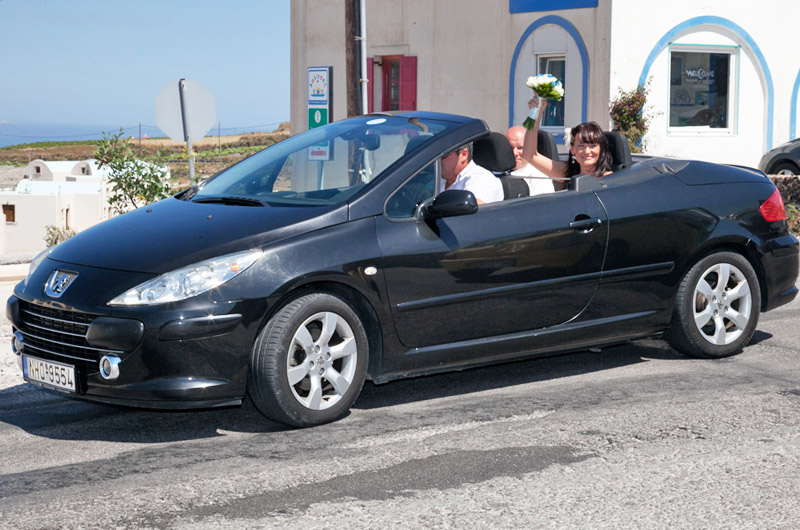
[17,301,120,364]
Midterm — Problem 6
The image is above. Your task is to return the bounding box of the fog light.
[99,355,121,380]
[12,331,24,355]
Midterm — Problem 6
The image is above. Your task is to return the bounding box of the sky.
[0,0,290,145]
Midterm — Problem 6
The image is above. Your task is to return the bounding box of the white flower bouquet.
[523,74,564,130]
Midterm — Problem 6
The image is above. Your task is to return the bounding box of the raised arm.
[521,98,568,180]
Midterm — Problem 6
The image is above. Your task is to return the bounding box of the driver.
[440,143,503,205]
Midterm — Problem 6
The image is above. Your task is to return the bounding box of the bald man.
[505,125,555,196]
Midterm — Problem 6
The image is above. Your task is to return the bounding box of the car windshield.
[184,116,458,206]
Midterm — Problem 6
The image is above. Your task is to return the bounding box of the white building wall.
[0,191,107,255]
[291,1,347,136]
[1,194,60,255]
[511,5,612,125]
[1,158,128,255]
[609,0,800,166]
[292,0,515,134]
[292,1,799,167]
[372,0,511,132]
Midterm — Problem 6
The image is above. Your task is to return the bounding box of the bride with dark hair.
[521,96,612,185]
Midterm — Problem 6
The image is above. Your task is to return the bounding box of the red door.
[380,55,417,111]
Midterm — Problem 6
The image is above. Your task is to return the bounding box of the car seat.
[537,129,559,161]
[472,132,529,199]
[603,131,633,171]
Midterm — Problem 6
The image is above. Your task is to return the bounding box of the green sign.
[308,107,328,129]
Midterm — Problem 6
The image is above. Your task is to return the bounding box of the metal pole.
[178,79,195,183]
[358,0,368,114]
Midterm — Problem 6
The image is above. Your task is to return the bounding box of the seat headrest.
[537,130,559,160]
[604,131,633,171]
[472,132,516,173]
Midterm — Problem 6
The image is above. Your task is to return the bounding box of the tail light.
[759,189,787,222]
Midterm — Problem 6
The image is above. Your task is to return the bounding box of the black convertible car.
[7,112,799,427]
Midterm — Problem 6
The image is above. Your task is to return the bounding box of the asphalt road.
[1,278,799,529]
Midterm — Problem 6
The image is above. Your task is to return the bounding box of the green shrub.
[787,203,800,236]
[44,225,76,246]
[95,129,172,214]
[610,80,656,154]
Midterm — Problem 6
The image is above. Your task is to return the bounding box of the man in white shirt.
[505,125,555,196]
[440,143,504,205]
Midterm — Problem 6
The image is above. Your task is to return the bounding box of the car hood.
[48,197,349,274]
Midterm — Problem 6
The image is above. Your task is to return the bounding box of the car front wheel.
[666,251,760,358]
[248,292,368,427]
[770,160,800,176]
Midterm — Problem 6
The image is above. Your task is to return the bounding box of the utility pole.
[345,0,359,118]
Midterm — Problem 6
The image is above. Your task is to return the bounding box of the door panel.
[376,191,608,350]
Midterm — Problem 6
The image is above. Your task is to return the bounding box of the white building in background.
[2,159,118,256]
[291,0,800,167]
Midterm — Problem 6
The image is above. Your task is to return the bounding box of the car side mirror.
[420,189,478,221]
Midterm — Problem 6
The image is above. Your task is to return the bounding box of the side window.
[385,161,436,219]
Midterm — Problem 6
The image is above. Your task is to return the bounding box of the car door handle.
[569,218,603,231]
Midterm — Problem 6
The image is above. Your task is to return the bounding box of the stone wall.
[769,175,800,204]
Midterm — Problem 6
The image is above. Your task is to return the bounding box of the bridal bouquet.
[523,74,564,130]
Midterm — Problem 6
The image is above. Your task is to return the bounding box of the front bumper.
[7,261,266,410]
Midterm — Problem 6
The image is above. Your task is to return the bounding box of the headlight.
[24,247,54,286]
[108,249,263,306]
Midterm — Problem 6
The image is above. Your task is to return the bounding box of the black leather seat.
[604,131,633,171]
[537,129,559,161]
[472,132,529,199]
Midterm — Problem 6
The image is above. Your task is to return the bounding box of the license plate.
[22,355,76,393]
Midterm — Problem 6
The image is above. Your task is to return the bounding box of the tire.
[769,160,800,176]
[248,292,368,427]
[666,251,760,359]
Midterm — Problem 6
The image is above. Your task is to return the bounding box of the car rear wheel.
[248,292,368,427]
[666,251,760,358]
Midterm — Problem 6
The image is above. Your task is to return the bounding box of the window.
[3,204,15,223]
[537,55,565,129]
[669,46,737,131]
[385,161,436,219]
[35,166,41,174]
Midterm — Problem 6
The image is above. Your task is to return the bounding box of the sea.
[0,123,161,148]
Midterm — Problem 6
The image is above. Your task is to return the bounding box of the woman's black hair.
[565,121,612,178]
